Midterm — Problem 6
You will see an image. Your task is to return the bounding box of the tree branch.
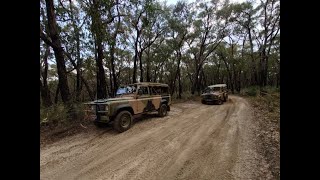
[40,28,57,49]
[40,27,78,69]
[202,38,223,65]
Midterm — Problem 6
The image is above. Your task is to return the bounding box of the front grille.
[96,104,104,111]
[95,104,108,116]
[205,95,212,99]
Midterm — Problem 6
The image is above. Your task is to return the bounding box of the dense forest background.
[40,0,279,116]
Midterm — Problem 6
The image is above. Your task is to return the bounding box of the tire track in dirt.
[41,96,268,180]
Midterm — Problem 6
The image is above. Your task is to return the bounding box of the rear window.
[149,86,169,95]
[161,87,169,95]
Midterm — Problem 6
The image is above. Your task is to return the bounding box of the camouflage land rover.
[86,82,171,132]
[201,84,228,105]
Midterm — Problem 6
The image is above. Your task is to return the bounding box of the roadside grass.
[243,86,280,179]
[40,103,90,127]
[40,103,94,147]
[171,91,202,104]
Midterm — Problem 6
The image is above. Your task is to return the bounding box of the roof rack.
[208,84,227,88]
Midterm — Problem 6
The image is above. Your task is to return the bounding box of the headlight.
[92,104,109,113]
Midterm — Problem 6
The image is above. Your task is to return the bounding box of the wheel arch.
[112,105,134,117]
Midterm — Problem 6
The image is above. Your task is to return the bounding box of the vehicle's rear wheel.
[158,104,168,117]
[217,98,223,105]
[113,111,132,132]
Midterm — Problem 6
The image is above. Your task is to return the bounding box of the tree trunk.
[45,0,71,104]
[230,43,238,92]
[90,0,107,99]
[40,80,52,107]
[159,66,163,82]
[110,44,117,97]
[248,25,258,86]
[153,68,157,82]
[69,0,82,102]
[201,69,207,90]
[55,82,60,104]
[96,42,107,99]
[110,5,121,97]
[191,59,201,95]
[276,60,280,88]
[221,55,234,94]
[133,29,140,83]
[146,48,151,82]
[139,51,144,82]
[81,76,94,100]
[237,70,241,93]
[178,67,182,99]
[40,46,52,107]
[109,65,113,96]
[216,62,221,83]
[191,71,198,95]
[175,54,182,94]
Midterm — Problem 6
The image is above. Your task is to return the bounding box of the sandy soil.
[40,95,273,180]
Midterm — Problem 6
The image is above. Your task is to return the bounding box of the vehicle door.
[137,85,152,113]
[222,87,226,98]
[150,86,161,110]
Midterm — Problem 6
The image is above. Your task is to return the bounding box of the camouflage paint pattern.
[85,82,171,123]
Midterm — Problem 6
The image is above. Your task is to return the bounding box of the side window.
[150,86,159,95]
[161,87,169,95]
[156,87,162,95]
[139,86,149,95]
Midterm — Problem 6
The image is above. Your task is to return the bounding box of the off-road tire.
[113,111,133,133]
[217,98,223,105]
[158,104,168,117]
[223,95,227,102]
[202,100,206,104]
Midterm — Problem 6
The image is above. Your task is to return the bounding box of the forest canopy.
[40,0,280,107]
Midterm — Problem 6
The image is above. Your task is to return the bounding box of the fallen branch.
[80,123,87,129]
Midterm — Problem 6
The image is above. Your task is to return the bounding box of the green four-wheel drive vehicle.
[201,84,228,105]
[85,82,171,132]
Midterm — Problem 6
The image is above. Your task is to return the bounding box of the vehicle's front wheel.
[113,111,132,132]
[223,95,227,102]
[201,100,206,104]
[158,104,168,117]
[217,98,223,105]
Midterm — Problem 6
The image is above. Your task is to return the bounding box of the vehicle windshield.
[212,87,221,92]
[203,87,221,93]
[203,88,212,93]
[116,85,137,96]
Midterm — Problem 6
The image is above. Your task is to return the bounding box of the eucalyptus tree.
[40,0,71,104]
[186,0,231,95]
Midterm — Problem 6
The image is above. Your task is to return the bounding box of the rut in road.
[40,96,271,180]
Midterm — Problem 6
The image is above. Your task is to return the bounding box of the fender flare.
[112,104,134,117]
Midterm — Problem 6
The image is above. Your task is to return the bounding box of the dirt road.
[40,95,272,180]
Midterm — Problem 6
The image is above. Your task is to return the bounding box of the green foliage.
[40,104,69,126]
[241,86,280,97]
[40,103,87,126]
[241,86,260,96]
[40,0,280,121]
